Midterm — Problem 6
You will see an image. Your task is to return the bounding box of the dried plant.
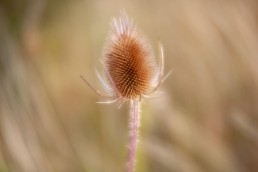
[81,12,168,172]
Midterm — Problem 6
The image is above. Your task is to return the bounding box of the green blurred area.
[1,0,258,172]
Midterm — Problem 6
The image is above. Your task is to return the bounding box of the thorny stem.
[127,100,140,172]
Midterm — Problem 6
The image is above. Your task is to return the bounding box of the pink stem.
[126,100,140,172]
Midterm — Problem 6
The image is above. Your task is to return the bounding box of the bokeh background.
[1,0,258,172]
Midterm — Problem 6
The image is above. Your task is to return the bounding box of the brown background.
[0,0,258,172]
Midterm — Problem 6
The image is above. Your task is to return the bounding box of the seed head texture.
[104,13,157,100]
[81,12,166,103]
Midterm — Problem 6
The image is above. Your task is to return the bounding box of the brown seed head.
[103,13,157,100]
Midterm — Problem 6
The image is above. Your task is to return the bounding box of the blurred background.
[1,0,258,172]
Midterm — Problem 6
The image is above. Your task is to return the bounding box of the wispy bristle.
[103,13,156,100]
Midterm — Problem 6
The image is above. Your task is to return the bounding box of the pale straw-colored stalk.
[127,100,140,172]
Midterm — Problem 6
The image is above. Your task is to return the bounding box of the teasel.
[81,12,169,172]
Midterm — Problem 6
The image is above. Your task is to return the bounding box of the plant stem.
[126,100,140,172]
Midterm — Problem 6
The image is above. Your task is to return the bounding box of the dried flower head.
[81,12,168,104]
[104,14,156,100]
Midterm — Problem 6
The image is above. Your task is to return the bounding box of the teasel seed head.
[81,12,168,104]
[103,13,158,101]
